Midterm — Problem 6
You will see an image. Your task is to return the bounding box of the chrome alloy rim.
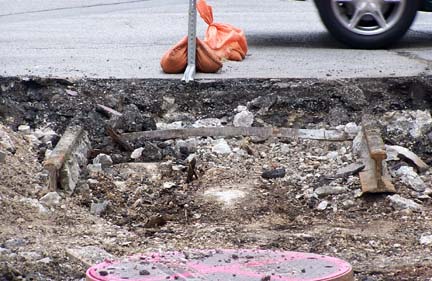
[331,0,406,36]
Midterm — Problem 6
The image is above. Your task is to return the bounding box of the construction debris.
[394,166,427,192]
[335,162,365,178]
[386,145,429,173]
[66,246,116,267]
[387,194,423,211]
[39,192,62,207]
[314,185,349,197]
[123,127,352,142]
[107,127,133,152]
[358,116,396,193]
[44,126,91,194]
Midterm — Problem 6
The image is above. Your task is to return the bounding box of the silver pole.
[182,0,197,82]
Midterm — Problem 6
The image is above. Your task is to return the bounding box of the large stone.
[316,200,329,211]
[233,110,254,127]
[0,127,15,153]
[131,147,144,159]
[67,246,116,267]
[33,127,58,145]
[39,192,61,207]
[387,194,423,211]
[110,104,156,133]
[315,185,349,197]
[212,139,232,155]
[344,122,360,137]
[135,142,162,162]
[19,198,49,215]
[18,125,31,134]
[93,153,113,169]
[90,201,109,216]
[386,145,429,173]
[394,166,427,192]
[261,168,286,179]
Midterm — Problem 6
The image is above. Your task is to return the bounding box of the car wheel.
[314,0,419,48]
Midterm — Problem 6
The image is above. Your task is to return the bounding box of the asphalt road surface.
[0,0,432,79]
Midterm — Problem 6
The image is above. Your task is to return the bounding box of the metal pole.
[182,0,197,82]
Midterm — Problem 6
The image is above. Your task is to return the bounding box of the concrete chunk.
[66,246,115,267]
[315,185,349,197]
[386,145,429,173]
[387,194,423,211]
[44,126,91,194]
[394,166,426,192]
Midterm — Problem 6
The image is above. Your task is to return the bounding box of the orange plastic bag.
[160,36,222,74]
[196,0,248,61]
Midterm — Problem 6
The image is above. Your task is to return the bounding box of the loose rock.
[394,166,427,192]
[131,147,144,159]
[87,163,103,175]
[212,139,232,155]
[387,194,423,211]
[233,110,254,127]
[386,145,429,173]
[420,235,432,246]
[93,153,113,169]
[90,201,109,216]
[0,127,15,153]
[344,122,360,137]
[335,162,365,178]
[314,185,349,197]
[261,168,286,179]
[19,198,50,215]
[39,192,61,207]
[110,104,156,133]
[18,125,31,134]
[316,201,329,211]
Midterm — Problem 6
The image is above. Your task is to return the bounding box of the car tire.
[314,0,420,49]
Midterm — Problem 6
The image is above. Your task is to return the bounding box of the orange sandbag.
[160,36,188,74]
[196,0,248,61]
[196,38,223,73]
[160,36,222,74]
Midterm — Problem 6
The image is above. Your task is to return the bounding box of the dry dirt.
[1,77,432,281]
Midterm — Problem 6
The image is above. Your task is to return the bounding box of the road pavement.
[0,0,432,79]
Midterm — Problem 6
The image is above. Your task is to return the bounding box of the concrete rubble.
[1,78,432,280]
[383,110,432,139]
[233,106,254,127]
[387,194,423,211]
[394,166,427,192]
[39,192,62,207]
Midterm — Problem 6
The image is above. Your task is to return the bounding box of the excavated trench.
[1,76,432,281]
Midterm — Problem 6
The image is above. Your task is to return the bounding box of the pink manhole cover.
[86,249,353,281]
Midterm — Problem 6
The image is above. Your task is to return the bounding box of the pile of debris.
[1,78,432,280]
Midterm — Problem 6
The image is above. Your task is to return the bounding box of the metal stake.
[182,0,197,82]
